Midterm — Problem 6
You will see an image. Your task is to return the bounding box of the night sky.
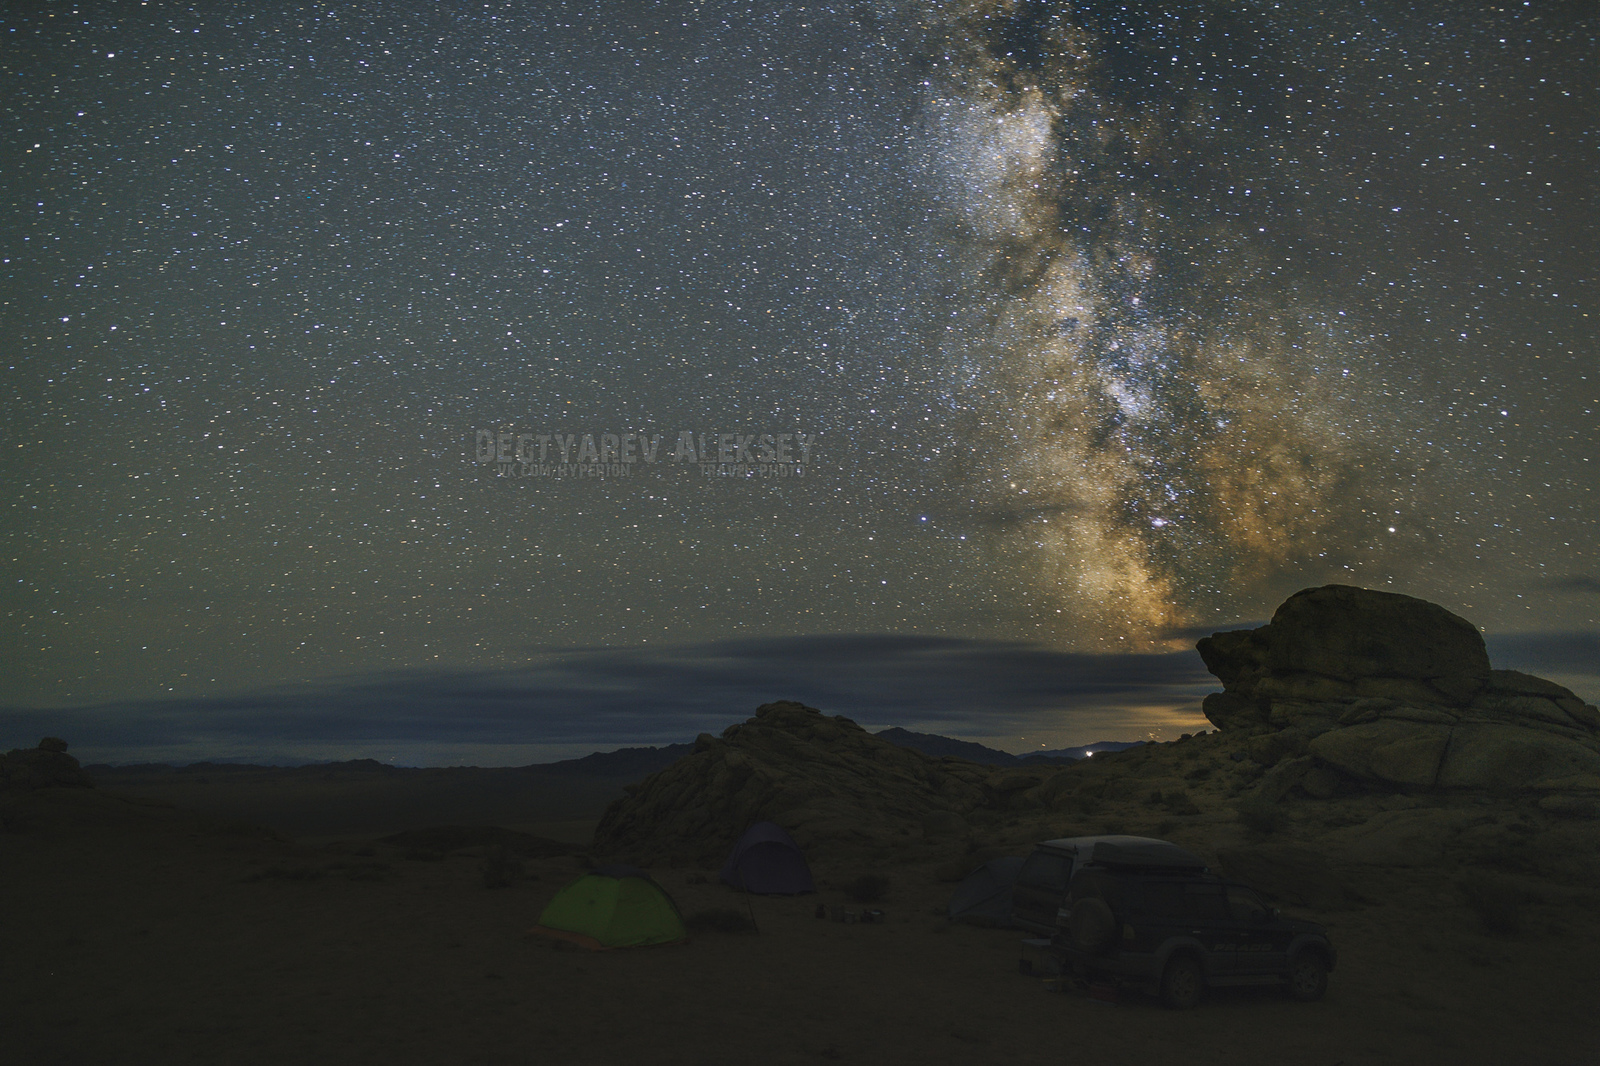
[3,1,1596,764]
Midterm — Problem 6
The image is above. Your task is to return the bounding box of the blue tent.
[720,821,815,895]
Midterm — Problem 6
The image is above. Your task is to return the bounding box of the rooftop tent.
[1088,840,1206,871]
[719,821,815,895]
[947,855,1025,927]
[532,864,688,950]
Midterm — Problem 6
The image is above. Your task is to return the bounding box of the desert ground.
[4,762,1597,1066]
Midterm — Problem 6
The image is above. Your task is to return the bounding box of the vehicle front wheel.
[1159,955,1204,1010]
[1287,953,1328,1002]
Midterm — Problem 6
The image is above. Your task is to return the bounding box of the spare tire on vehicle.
[1068,896,1117,954]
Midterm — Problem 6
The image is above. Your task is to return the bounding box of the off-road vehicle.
[1054,841,1337,1008]
[1010,835,1203,935]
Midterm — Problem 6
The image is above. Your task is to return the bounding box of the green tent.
[532,864,688,950]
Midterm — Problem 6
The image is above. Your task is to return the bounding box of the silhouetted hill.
[872,727,1141,766]
[1026,740,1145,761]
[531,743,695,777]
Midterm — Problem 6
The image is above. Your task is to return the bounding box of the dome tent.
[532,865,687,950]
[947,855,1025,927]
[719,821,815,895]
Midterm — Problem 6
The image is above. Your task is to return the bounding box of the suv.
[1011,835,1200,935]
[1054,842,1337,1009]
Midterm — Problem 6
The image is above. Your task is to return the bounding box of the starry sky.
[3,1,1596,764]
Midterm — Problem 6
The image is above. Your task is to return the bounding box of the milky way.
[913,0,1421,645]
[2,1,1594,725]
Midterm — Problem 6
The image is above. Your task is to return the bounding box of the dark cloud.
[1485,631,1600,687]
[16,628,1589,766]
[1544,575,1600,595]
[1157,620,1271,645]
[3,635,1215,764]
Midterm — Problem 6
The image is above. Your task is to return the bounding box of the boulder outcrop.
[590,587,1597,870]
[1,738,95,792]
[1198,585,1600,794]
[591,700,1031,865]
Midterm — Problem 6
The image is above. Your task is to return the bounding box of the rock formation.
[1197,585,1600,794]
[592,586,1599,869]
[592,700,1015,865]
[1,738,95,792]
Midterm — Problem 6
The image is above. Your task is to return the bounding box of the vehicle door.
[1177,881,1236,972]
[1126,879,1189,960]
[1225,885,1285,975]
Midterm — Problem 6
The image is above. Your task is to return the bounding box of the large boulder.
[1,738,95,792]
[591,701,1024,865]
[1437,724,1600,791]
[1199,585,1491,716]
[1307,720,1452,788]
[1198,586,1600,795]
[1265,585,1490,698]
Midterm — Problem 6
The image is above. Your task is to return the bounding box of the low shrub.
[1162,790,1202,816]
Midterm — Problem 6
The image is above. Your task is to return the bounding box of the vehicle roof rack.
[1087,840,1208,871]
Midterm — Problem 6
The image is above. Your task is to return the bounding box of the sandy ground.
[4,784,1598,1066]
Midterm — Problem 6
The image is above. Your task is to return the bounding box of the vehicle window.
[1136,882,1185,918]
[1182,883,1229,920]
[1018,852,1073,891]
[1226,886,1267,920]
[1069,868,1116,904]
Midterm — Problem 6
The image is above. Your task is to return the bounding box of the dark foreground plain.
[4,771,1598,1066]
[12,586,1600,1064]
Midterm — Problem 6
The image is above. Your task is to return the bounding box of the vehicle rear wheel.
[1160,955,1204,1010]
[1287,953,1328,1002]
[1067,897,1116,954]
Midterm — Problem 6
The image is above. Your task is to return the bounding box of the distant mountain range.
[533,743,697,777]
[871,728,1142,766]
[87,732,1138,778]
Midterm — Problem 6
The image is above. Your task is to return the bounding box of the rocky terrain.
[595,585,1600,908]
[1,736,96,793]
[1197,584,1600,804]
